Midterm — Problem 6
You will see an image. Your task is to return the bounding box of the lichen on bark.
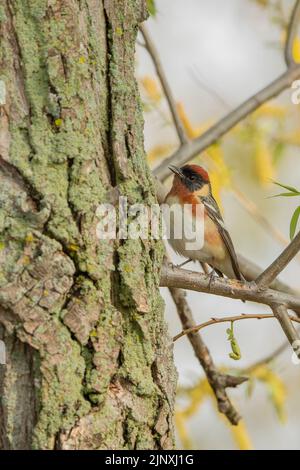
[0,0,177,449]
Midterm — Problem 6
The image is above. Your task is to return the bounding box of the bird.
[164,164,243,281]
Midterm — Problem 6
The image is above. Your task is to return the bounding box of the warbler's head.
[169,164,210,194]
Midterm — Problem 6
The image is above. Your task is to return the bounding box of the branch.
[238,255,300,331]
[285,0,300,67]
[160,264,300,311]
[272,303,300,351]
[256,231,300,289]
[169,286,246,425]
[154,66,300,181]
[139,24,188,145]
[238,254,300,300]
[173,312,300,342]
[153,0,300,181]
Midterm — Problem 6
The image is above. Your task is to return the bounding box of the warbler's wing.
[202,195,242,280]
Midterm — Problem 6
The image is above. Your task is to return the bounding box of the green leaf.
[246,378,255,398]
[290,206,300,240]
[273,142,285,163]
[272,180,300,194]
[147,0,157,16]
[269,192,300,198]
[226,322,241,361]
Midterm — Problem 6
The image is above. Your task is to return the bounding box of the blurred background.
[136,0,300,450]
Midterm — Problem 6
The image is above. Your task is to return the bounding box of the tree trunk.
[0,0,177,450]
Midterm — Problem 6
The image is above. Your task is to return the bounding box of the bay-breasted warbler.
[164,164,243,280]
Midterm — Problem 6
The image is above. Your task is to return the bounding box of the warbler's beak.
[169,165,184,178]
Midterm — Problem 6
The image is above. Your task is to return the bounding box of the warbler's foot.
[206,269,218,289]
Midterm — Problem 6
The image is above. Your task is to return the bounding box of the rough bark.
[0,0,177,449]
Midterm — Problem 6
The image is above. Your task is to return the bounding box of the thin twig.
[169,285,246,425]
[139,24,188,146]
[173,313,300,342]
[189,65,230,111]
[161,264,300,347]
[285,0,300,67]
[256,230,300,289]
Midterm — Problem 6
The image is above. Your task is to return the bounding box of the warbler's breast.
[164,194,227,261]
[164,194,205,256]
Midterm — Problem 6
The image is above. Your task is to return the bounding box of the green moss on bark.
[0,0,176,450]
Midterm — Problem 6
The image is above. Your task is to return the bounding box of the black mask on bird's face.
[169,165,206,192]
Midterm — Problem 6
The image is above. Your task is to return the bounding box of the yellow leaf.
[280,131,300,146]
[183,380,210,418]
[177,102,199,138]
[176,377,253,450]
[175,379,211,448]
[254,0,269,7]
[177,103,212,139]
[206,145,231,209]
[175,411,193,449]
[254,103,286,119]
[194,140,230,197]
[140,76,162,103]
[251,365,287,423]
[147,144,174,163]
[281,30,287,45]
[230,421,253,450]
[177,378,211,418]
[254,138,275,186]
[208,145,231,185]
[209,171,223,210]
[177,102,213,141]
[293,37,300,64]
